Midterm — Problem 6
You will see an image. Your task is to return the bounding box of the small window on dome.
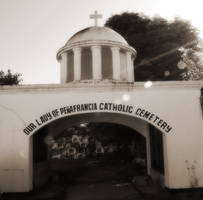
[67,51,74,82]
[81,48,92,80]
[102,47,112,79]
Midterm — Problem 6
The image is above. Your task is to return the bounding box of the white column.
[60,52,68,83]
[73,47,81,81]
[126,51,134,82]
[111,47,120,81]
[91,45,102,80]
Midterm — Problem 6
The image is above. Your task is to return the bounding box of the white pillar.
[111,47,120,81]
[73,47,81,81]
[60,52,68,83]
[126,51,134,82]
[91,45,102,80]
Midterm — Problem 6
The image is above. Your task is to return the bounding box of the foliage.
[0,69,22,85]
[105,12,203,81]
[179,48,203,80]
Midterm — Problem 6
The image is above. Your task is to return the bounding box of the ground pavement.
[0,176,173,200]
[1,158,203,200]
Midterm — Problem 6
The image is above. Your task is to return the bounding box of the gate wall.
[0,81,203,191]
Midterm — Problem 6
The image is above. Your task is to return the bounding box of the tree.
[105,12,203,81]
[179,47,203,80]
[0,69,22,85]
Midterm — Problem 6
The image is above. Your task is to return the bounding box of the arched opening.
[101,47,113,79]
[81,48,92,80]
[32,112,164,198]
[67,51,74,82]
[120,50,128,81]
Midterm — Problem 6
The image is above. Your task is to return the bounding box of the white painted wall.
[0,81,202,191]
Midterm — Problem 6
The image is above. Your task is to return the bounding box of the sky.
[0,0,203,84]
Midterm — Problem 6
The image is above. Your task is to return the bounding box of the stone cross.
[90,10,102,26]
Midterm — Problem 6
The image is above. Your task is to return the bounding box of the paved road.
[1,176,173,200]
[2,180,196,200]
[0,182,143,200]
[64,182,143,200]
[0,159,173,200]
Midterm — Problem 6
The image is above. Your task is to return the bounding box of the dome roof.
[65,26,128,46]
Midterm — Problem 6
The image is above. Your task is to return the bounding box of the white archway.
[30,112,166,190]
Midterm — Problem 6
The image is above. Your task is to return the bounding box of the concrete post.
[73,47,82,81]
[126,51,134,82]
[91,45,102,80]
[60,52,68,83]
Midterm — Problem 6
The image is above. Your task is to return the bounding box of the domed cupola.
[56,11,137,83]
